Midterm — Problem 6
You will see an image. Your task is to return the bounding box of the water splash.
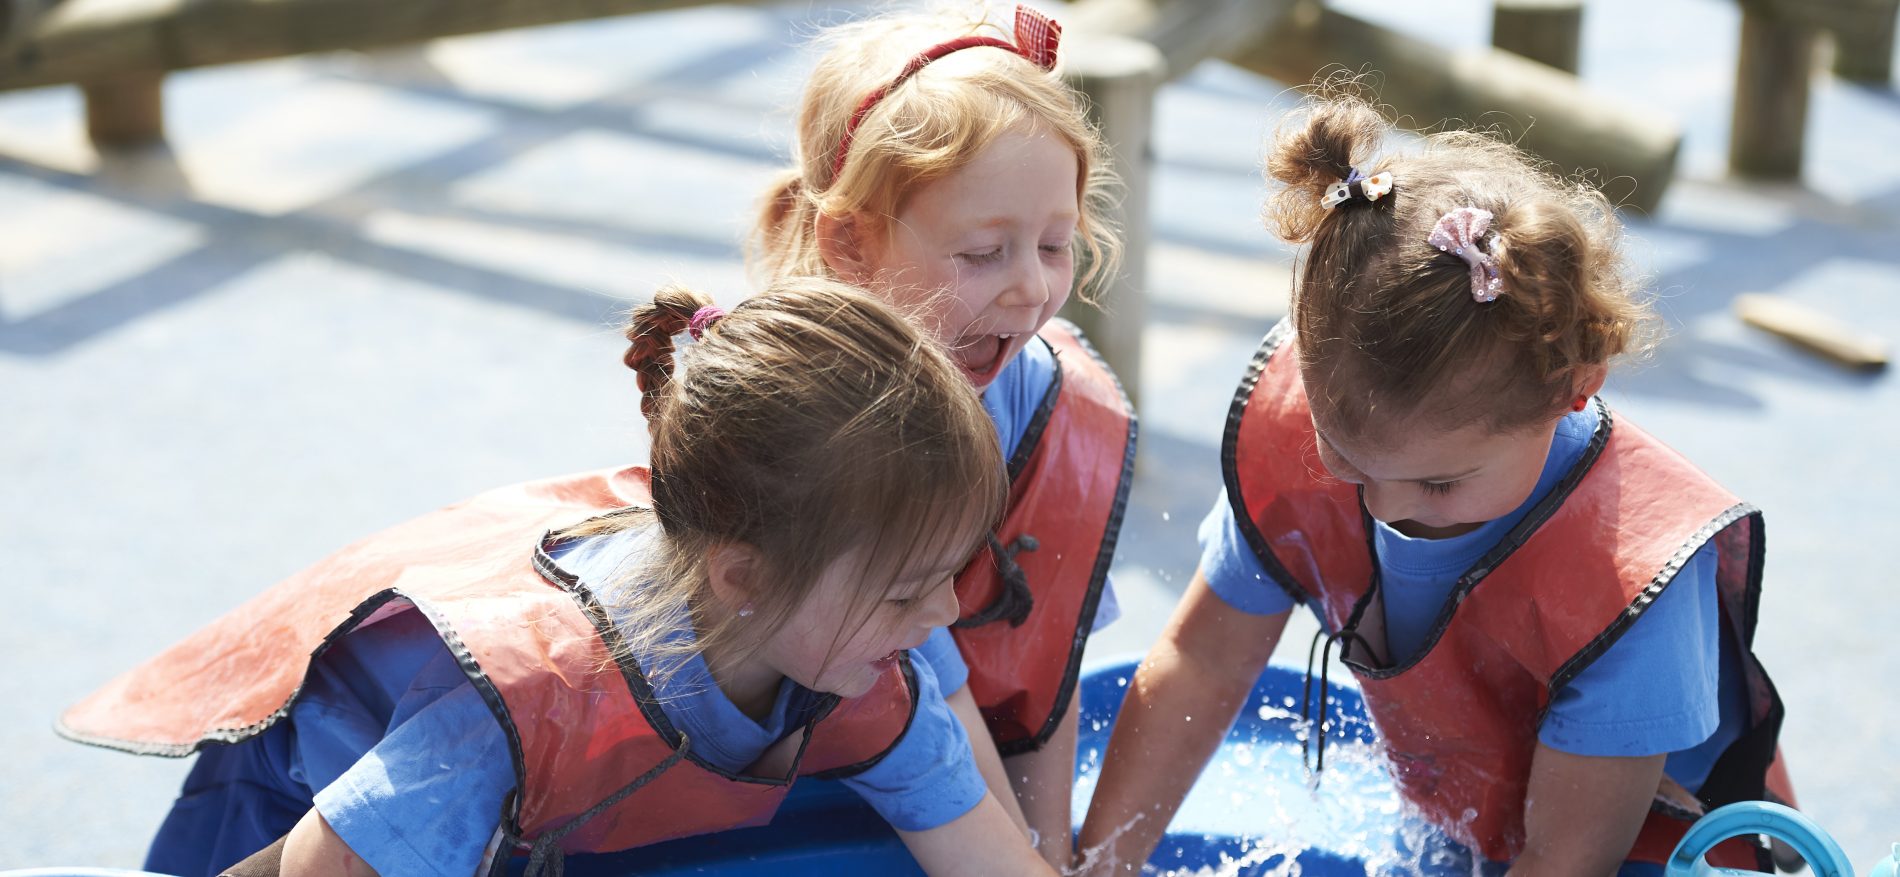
[1073,692,1480,877]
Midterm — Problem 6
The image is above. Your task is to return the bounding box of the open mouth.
[952,332,1020,386]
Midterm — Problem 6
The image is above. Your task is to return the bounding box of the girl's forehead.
[843,498,991,573]
[1315,410,1549,482]
[901,128,1080,220]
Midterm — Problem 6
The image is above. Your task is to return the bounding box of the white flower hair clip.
[1320,168,1394,210]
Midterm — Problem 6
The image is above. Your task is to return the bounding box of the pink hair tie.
[830,6,1062,180]
[688,305,726,340]
[1428,206,1505,303]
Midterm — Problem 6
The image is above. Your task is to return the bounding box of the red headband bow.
[830,6,1062,179]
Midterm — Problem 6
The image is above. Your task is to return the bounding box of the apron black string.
[1300,626,1376,782]
[517,739,690,877]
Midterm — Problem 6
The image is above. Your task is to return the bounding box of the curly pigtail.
[623,286,715,424]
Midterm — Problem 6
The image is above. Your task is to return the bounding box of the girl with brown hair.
[1076,92,1795,875]
[64,278,1061,876]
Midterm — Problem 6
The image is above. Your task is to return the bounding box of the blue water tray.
[543,658,1475,876]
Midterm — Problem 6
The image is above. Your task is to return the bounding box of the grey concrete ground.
[2,0,1895,871]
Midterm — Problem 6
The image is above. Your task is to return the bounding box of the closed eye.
[958,247,1004,264]
[1418,481,1458,496]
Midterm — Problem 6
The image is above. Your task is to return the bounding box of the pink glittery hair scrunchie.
[1427,207,1505,303]
[687,305,726,340]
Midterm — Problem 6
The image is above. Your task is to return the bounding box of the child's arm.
[1507,745,1666,877]
[1073,572,1289,876]
[943,682,1035,841]
[897,791,1062,876]
[282,808,380,877]
[1003,695,1080,864]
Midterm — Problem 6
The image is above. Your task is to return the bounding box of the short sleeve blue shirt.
[1196,403,1740,791]
[302,526,989,873]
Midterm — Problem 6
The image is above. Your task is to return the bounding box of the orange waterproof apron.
[1223,321,1794,868]
[60,467,916,872]
[952,319,1137,754]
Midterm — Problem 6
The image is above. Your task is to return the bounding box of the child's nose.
[998,253,1051,309]
[920,579,962,629]
[1360,482,1411,525]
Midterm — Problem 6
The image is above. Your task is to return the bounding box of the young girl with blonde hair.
[1077,93,1795,875]
[752,6,1135,862]
[63,278,1062,877]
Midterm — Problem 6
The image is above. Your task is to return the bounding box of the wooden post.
[1060,33,1164,407]
[83,72,165,147]
[1830,0,1896,83]
[1491,0,1582,73]
[1729,6,1815,179]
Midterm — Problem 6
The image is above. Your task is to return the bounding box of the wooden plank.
[1230,1,1683,214]
[1062,0,1296,83]
[0,0,723,91]
[1735,293,1890,371]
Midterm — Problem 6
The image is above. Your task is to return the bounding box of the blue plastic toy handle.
[1870,844,1899,877]
[1666,802,1854,877]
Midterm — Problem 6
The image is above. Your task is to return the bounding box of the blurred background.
[1,0,1895,871]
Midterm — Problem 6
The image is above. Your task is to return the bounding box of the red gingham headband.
[830,6,1062,180]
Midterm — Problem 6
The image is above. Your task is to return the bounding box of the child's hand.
[1066,827,1144,877]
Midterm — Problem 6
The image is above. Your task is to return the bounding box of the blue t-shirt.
[298,527,987,875]
[919,339,1122,692]
[1198,403,1744,793]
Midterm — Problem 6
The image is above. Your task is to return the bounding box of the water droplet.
[1162,511,1171,521]
[1185,715,1193,722]
[1116,676,1128,687]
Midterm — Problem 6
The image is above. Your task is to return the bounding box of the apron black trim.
[998,318,1139,757]
[53,586,532,820]
[530,532,818,788]
[59,586,541,851]
[956,334,1064,631]
[398,591,537,846]
[1009,334,1064,480]
[1338,396,1615,680]
[808,652,922,779]
[1220,318,1311,607]
[1548,503,1760,694]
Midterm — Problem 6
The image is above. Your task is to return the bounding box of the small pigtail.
[747,169,811,286]
[1264,94,1388,245]
[623,285,717,423]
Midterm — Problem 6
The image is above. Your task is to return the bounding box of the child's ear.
[816,211,876,283]
[704,542,763,615]
[1573,363,1609,399]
